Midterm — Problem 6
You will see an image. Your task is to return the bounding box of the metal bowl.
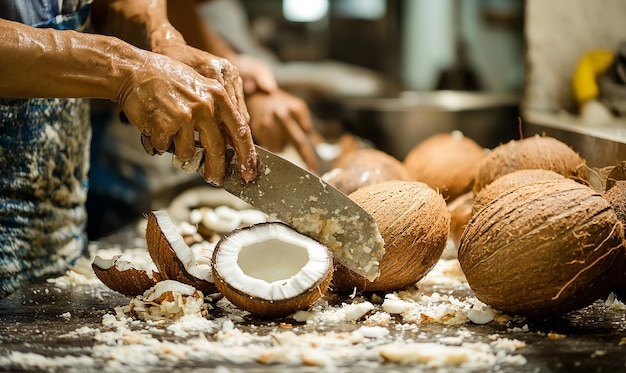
[327,90,521,160]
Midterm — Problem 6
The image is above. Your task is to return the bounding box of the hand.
[152,41,250,123]
[246,89,319,173]
[231,54,278,94]
[118,51,257,185]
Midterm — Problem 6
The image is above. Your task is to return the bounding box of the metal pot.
[322,90,521,160]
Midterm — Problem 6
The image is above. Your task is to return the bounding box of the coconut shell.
[605,161,626,192]
[322,148,410,195]
[472,135,587,195]
[92,256,162,296]
[472,169,565,215]
[459,178,625,318]
[145,211,217,294]
[603,180,626,301]
[332,180,450,293]
[403,132,485,201]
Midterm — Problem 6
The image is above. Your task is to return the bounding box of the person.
[86,0,321,237]
[0,0,259,299]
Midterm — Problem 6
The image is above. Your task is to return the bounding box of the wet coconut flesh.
[212,222,333,318]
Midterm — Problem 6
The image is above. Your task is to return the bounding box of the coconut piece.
[459,178,625,318]
[321,148,410,195]
[403,131,485,201]
[447,191,474,250]
[145,210,216,294]
[332,181,450,293]
[603,180,626,301]
[92,255,162,296]
[472,135,588,195]
[472,169,565,215]
[212,222,334,318]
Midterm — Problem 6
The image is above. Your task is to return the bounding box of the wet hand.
[246,89,319,174]
[117,51,257,185]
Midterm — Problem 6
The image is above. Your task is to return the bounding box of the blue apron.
[0,1,92,298]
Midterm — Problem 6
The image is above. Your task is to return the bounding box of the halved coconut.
[212,222,334,318]
[92,255,162,296]
[145,210,216,294]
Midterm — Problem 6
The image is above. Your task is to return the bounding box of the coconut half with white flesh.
[145,210,216,294]
[92,255,162,296]
[212,222,334,318]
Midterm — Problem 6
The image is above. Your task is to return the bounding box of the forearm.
[0,18,142,102]
[92,0,186,51]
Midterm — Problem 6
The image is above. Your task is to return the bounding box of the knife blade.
[164,138,384,281]
[222,145,384,281]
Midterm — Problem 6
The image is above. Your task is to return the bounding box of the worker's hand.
[152,40,250,123]
[246,89,319,173]
[231,54,279,95]
[118,51,257,185]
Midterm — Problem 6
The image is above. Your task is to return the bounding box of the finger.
[215,99,257,182]
[196,115,227,186]
[226,68,250,123]
[173,123,195,161]
[290,98,313,133]
[277,111,319,174]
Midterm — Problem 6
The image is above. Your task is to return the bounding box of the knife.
[159,136,384,281]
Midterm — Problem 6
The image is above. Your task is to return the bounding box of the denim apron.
[0,1,92,298]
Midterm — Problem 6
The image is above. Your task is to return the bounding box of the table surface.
[1,228,625,373]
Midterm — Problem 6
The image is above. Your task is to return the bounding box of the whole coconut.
[404,131,485,201]
[459,178,624,318]
[603,180,626,302]
[472,169,565,215]
[322,148,410,195]
[332,180,450,293]
[472,135,587,195]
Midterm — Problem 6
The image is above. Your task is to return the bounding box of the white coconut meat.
[214,222,333,301]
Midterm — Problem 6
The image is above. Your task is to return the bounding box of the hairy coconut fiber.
[459,178,624,318]
[472,135,587,195]
[404,132,485,201]
[332,180,450,293]
[603,180,626,302]
[472,169,565,215]
[322,148,410,195]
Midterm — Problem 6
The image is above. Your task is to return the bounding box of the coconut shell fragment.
[145,210,217,294]
[472,135,588,195]
[92,255,162,296]
[459,178,625,318]
[404,132,485,201]
[332,180,450,293]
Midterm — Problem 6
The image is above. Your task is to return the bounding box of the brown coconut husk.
[459,178,624,318]
[332,180,450,293]
[603,180,626,302]
[322,148,410,195]
[404,132,485,201]
[472,169,565,215]
[472,135,588,195]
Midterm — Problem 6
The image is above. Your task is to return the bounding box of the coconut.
[332,180,450,293]
[458,178,625,317]
[472,169,565,215]
[145,210,217,294]
[447,191,474,251]
[403,131,485,201]
[472,135,587,195]
[92,255,162,296]
[603,180,626,301]
[321,148,410,195]
[212,222,333,318]
[605,161,626,192]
